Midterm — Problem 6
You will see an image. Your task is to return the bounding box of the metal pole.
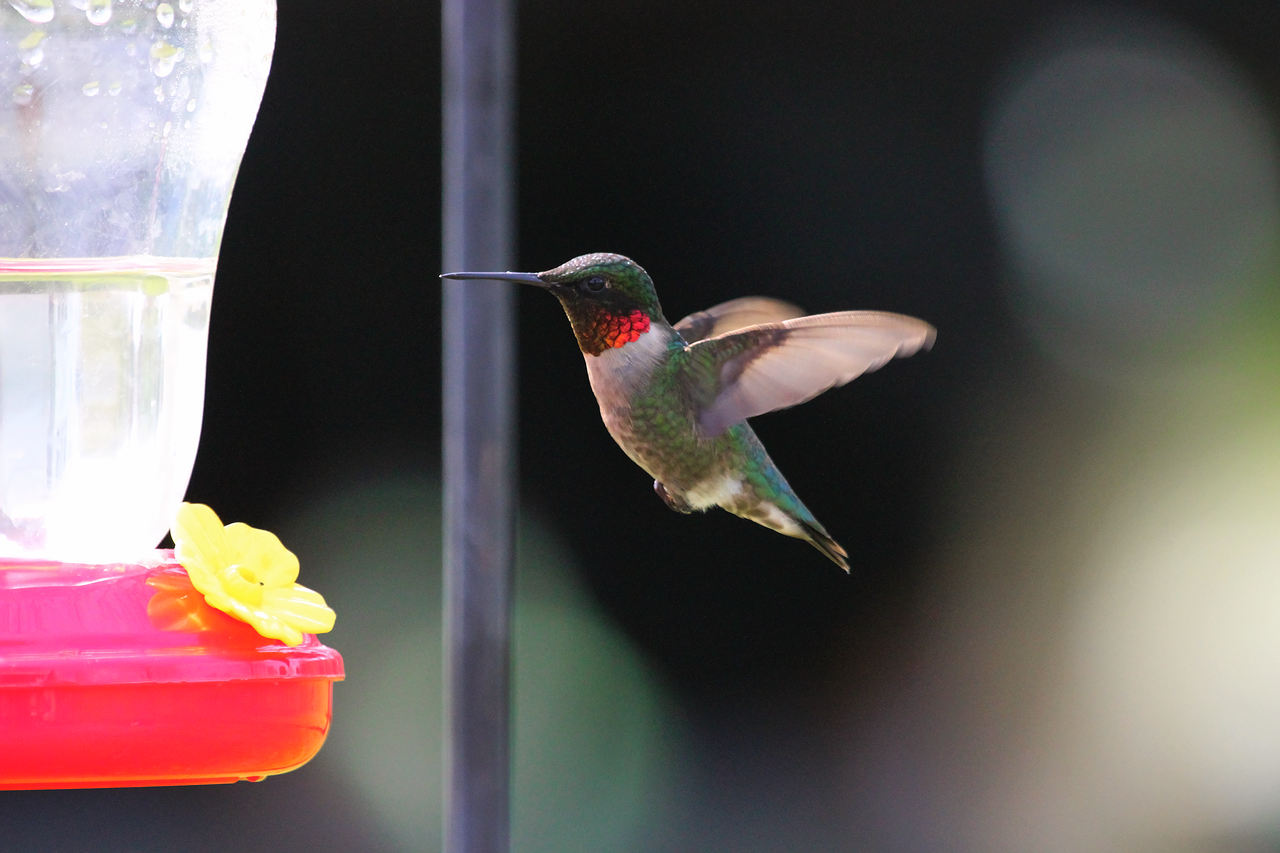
[441,0,515,846]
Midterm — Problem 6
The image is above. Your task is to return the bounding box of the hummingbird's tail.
[718,425,851,571]
[798,519,850,573]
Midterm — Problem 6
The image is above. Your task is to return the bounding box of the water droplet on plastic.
[12,83,34,107]
[183,119,191,129]
[19,42,44,69]
[86,0,111,25]
[108,81,122,96]
[69,0,87,8]
[8,0,54,24]
[178,0,191,10]
[119,17,137,33]
[198,38,212,63]
[149,40,183,77]
[155,2,173,27]
[18,30,44,67]
[186,98,195,112]
[82,81,100,96]
[162,121,171,137]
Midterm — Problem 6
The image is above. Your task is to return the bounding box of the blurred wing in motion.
[674,296,806,344]
[686,311,936,436]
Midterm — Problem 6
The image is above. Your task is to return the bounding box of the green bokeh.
[273,474,678,853]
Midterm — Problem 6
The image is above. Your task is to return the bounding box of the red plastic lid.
[0,552,344,687]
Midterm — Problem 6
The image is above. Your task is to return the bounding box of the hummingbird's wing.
[673,296,806,343]
[686,311,935,436]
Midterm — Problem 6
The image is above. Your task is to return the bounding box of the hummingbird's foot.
[654,480,693,514]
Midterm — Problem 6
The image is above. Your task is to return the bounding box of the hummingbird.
[442,254,934,571]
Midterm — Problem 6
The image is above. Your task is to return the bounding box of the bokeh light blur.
[881,10,1280,852]
[280,474,677,853]
[985,10,1279,376]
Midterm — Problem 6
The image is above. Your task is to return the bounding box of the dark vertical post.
[441,0,515,847]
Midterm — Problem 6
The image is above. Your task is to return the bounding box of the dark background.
[211,0,995,700]
[5,1,1280,850]
[197,0,1279,696]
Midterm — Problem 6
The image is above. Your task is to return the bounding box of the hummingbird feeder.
[0,0,342,788]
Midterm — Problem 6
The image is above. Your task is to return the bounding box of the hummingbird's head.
[442,253,668,356]
[537,253,668,354]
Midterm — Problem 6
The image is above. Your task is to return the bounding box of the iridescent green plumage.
[442,253,936,571]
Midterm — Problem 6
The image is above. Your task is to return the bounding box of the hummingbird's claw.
[654,480,693,514]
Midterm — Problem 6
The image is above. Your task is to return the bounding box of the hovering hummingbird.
[442,254,934,571]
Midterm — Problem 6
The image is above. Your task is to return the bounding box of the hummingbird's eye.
[584,275,607,292]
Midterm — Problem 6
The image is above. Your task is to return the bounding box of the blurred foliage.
[277,474,678,853]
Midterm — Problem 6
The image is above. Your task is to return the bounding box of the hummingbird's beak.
[439,271,551,289]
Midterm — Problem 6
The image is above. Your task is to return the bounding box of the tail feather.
[798,519,849,572]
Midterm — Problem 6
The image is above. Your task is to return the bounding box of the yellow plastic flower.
[171,502,336,646]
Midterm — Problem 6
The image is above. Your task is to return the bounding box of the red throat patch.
[577,307,651,356]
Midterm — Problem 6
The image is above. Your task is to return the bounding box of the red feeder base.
[0,553,344,789]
